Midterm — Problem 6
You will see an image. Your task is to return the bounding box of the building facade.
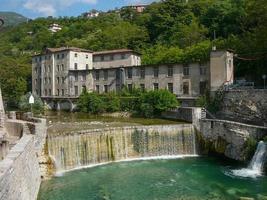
[32,47,234,110]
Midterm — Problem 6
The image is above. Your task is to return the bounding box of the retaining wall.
[0,117,47,200]
[200,119,267,161]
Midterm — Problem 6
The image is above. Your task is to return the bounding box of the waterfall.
[48,124,197,173]
[232,141,267,178]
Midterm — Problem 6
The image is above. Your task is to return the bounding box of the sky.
[0,0,156,19]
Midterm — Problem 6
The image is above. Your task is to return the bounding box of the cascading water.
[47,124,198,173]
[232,141,267,178]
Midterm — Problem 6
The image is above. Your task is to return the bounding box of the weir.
[48,124,197,172]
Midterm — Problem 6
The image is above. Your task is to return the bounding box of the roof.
[33,47,93,57]
[46,47,93,53]
[93,49,141,56]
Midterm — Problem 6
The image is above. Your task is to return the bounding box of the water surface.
[38,157,267,200]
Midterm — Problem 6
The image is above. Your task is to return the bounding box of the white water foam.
[55,154,199,176]
[231,141,267,178]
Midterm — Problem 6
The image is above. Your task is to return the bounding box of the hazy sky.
[0,0,155,18]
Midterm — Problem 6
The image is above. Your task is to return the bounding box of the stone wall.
[200,119,267,161]
[162,107,202,129]
[218,89,267,126]
[0,135,40,200]
[0,116,47,200]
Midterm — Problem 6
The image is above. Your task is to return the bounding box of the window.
[74,63,78,70]
[128,84,133,92]
[96,85,100,93]
[61,77,65,84]
[116,69,121,80]
[86,64,89,69]
[153,83,159,91]
[95,70,100,80]
[200,81,207,95]
[75,86,78,96]
[35,67,38,74]
[140,84,145,92]
[104,70,108,80]
[61,54,64,59]
[110,55,114,60]
[49,89,51,96]
[44,65,46,73]
[57,77,60,84]
[168,83,173,93]
[127,67,133,79]
[75,74,78,81]
[140,67,145,79]
[200,66,207,75]
[44,77,47,84]
[57,65,60,71]
[86,54,89,59]
[57,54,60,59]
[61,64,64,71]
[153,67,159,78]
[81,74,86,81]
[39,57,42,62]
[104,85,108,93]
[62,89,64,96]
[101,56,104,61]
[49,77,51,84]
[168,66,173,77]
[48,65,51,72]
[121,54,125,59]
[183,65,190,76]
[57,89,60,96]
[183,82,189,95]
[35,79,37,85]
[45,89,47,96]
[75,53,78,57]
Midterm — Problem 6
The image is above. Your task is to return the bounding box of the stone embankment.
[0,114,47,200]
[200,118,267,161]
[218,89,267,126]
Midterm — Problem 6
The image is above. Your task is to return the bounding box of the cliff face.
[218,90,267,126]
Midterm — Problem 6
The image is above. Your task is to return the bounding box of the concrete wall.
[93,53,141,69]
[200,119,267,161]
[218,89,267,126]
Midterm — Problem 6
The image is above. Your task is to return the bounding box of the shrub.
[101,92,120,112]
[18,92,44,113]
[77,91,105,114]
[140,90,179,117]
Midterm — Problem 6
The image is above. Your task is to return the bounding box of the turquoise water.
[38,157,267,200]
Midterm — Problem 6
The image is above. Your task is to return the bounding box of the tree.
[140,90,179,117]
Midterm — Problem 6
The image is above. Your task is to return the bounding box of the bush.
[77,91,105,114]
[18,92,44,113]
[140,90,179,117]
[102,92,120,112]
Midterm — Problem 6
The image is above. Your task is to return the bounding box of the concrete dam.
[48,124,197,172]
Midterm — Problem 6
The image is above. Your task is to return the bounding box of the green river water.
[38,157,267,200]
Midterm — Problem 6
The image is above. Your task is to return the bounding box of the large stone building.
[32,47,234,110]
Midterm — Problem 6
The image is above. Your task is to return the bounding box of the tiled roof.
[93,49,141,56]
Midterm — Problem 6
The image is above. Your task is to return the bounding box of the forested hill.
[0,0,266,106]
[0,12,28,27]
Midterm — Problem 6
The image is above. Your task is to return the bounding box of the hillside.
[0,12,28,26]
[0,0,266,107]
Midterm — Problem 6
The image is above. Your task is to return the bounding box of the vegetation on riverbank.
[77,88,179,118]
